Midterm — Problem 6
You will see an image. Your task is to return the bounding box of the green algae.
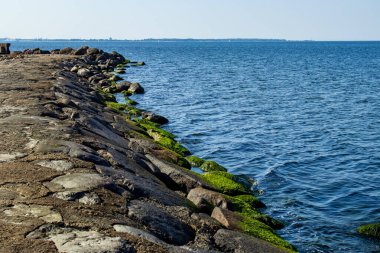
[239,216,296,252]
[357,223,380,238]
[148,130,190,157]
[136,119,176,139]
[105,101,141,117]
[125,98,138,105]
[200,171,249,195]
[231,194,266,209]
[228,196,284,230]
[200,160,227,172]
[105,101,127,112]
[185,155,205,168]
[98,90,116,102]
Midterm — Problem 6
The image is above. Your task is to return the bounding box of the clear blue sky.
[1,0,379,40]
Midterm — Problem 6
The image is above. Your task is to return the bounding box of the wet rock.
[357,223,380,239]
[128,82,144,94]
[113,224,168,246]
[114,81,131,92]
[187,187,230,212]
[142,111,169,125]
[214,229,288,253]
[127,200,195,245]
[200,160,227,172]
[37,160,74,171]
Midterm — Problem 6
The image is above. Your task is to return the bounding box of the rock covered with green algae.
[185,155,205,168]
[201,160,227,172]
[357,223,380,239]
[200,171,251,195]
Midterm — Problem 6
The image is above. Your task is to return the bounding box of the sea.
[9,40,380,253]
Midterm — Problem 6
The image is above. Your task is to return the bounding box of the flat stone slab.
[2,204,62,225]
[27,225,135,253]
[46,173,105,192]
[37,160,74,171]
[114,224,168,246]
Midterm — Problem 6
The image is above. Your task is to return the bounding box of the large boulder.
[142,111,169,125]
[128,82,144,94]
[74,46,89,55]
[214,229,289,253]
[127,200,195,245]
[187,187,230,212]
[59,47,74,54]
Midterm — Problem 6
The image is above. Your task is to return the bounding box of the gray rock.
[142,111,169,125]
[128,83,144,94]
[127,200,195,245]
[77,68,92,78]
[146,154,211,192]
[0,152,26,162]
[3,204,62,224]
[78,192,101,205]
[113,224,168,246]
[214,229,289,253]
[211,207,242,230]
[187,188,230,213]
[114,81,131,92]
[46,173,105,193]
[27,225,135,253]
[37,160,74,172]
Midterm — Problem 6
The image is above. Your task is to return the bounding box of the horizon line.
[1,38,380,42]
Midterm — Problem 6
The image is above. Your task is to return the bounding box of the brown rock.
[211,207,242,230]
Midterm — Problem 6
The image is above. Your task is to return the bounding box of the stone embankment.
[0,46,296,253]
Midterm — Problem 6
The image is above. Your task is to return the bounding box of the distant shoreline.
[2,38,380,43]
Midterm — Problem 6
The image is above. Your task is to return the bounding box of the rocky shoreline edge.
[0,46,296,253]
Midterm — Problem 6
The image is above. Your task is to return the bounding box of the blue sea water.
[10,40,380,252]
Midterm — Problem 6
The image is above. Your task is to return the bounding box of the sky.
[0,0,379,41]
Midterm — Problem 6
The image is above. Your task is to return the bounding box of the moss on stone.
[125,98,138,105]
[185,155,205,168]
[200,160,227,172]
[239,217,296,252]
[115,69,126,74]
[231,194,266,209]
[148,130,190,156]
[98,89,116,102]
[136,119,176,139]
[105,101,127,112]
[229,196,284,229]
[357,223,380,238]
[200,171,249,195]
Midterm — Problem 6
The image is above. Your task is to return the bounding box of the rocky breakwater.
[0,46,297,253]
